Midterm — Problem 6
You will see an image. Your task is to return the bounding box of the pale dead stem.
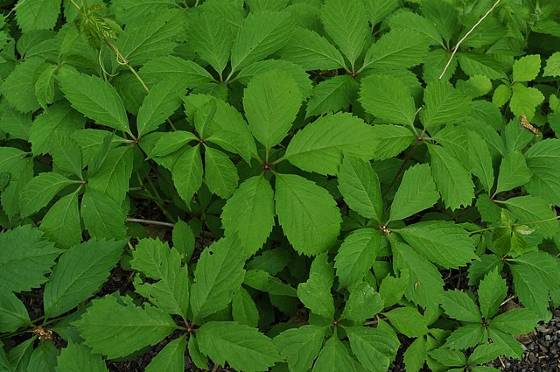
[126,217,175,228]
[439,0,502,80]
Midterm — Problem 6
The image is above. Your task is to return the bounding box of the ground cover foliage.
[0,0,560,371]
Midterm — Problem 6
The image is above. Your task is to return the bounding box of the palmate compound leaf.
[81,190,127,240]
[74,295,177,359]
[341,281,384,323]
[230,10,295,73]
[496,151,532,194]
[440,290,482,323]
[221,175,275,258]
[190,235,246,322]
[171,145,203,206]
[275,173,342,256]
[500,195,560,239]
[334,228,383,288]
[321,0,370,69]
[395,221,477,269]
[274,325,328,372]
[243,69,303,151]
[57,69,130,134]
[197,321,281,371]
[130,239,189,318]
[0,226,61,293]
[389,163,439,222]
[55,341,107,372]
[429,144,475,210]
[478,269,508,320]
[204,146,239,199]
[359,74,416,126]
[384,307,429,338]
[232,287,259,327]
[43,239,126,319]
[285,113,379,176]
[306,75,358,118]
[297,253,335,319]
[337,155,383,222]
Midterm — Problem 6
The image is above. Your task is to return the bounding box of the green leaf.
[1,57,44,113]
[197,321,281,372]
[0,288,31,333]
[338,155,383,221]
[81,190,127,240]
[544,52,560,77]
[278,27,346,70]
[274,325,327,372]
[490,308,540,336]
[421,80,471,129]
[87,146,134,204]
[116,11,183,66]
[232,288,259,327]
[429,144,475,210]
[389,163,439,221]
[244,270,296,298]
[379,271,410,308]
[429,347,466,367]
[342,282,383,323]
[361,29,429,71]
[525,139,560,205]
[27,341,58,372]
[150,131,198,158]
[285,113,378,175]
[392,241,444,308]
[509,251,560,318]
[55,342,108,372]
[487,328,523,359]
[44,239,125,319]
[51,135,84,178]
[20,172,76,218]
[275,173,342,256]
[139,56,214,89]
[492,84,511,107]
[243,70,303,150]
[440,290,481,323]
[306,75,357,118]
[74,295,176,359]
[396,221,477,268]
[204,147,239,199]
[137,80,183,137]
[359,74,416,126]
[16,0,61,32]
[513,55,541,82]
[478,269,507,320]
[384,307,429,337]
[172,220,195,260]
[57,69,130,133]
[0,226,61,292]
[190,236,246,322]
[496,151,532,194]
[231,11,294,72]
[467,130,494,193]
[509,84,544,120]
[335,228,382,287]
[145,337,186,372]
[501,195,560,238]
[297,253,335,319]
[40,191,82,249]
[444,323,485,350]
[321,0,369,69]
[312,335,362,372]
[387,11,444,46]
[221,176,275,258]
[404,337,427,372]
[345,324,400,371]
[171,145,203,206]
[35,64,57,109]
[130,239,189,318]
[187,8,233,75]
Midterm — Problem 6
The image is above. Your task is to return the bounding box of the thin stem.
[126,218,175,228]
[438,0,502,80]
